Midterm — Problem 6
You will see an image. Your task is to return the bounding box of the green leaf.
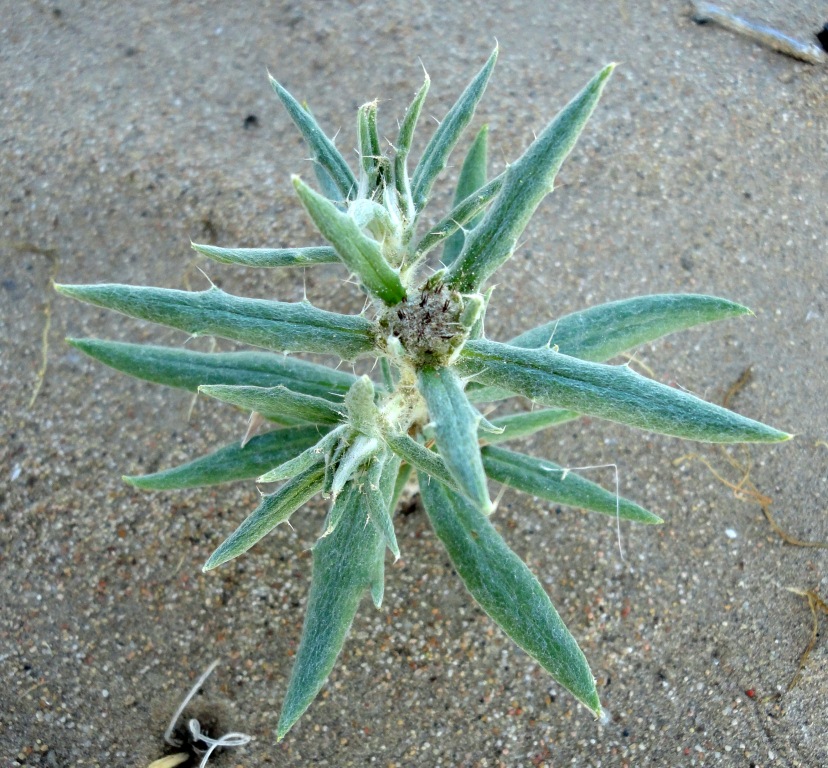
[457,339,791,443]
[481,445,662,524]
[446,64,614,293]
[394,74,430,221]
[390,461,413,509]
[397,74,430,161]
[418,367,491,513]
[123,426,326,490]
[411,46,498,212]
[191,242,339,269]
[366,450,401,561]
[269,76,357,200]
[414,172,505,261]
[328,435,380,508]
[509,294,752,358]
[203,464,325,571]
[418,473,601,715]
[344,374,380,436]
[67,339,357,401]
[482,408,580,444]
[358,101,382,190]
[370,542,385,610]
[300,101,347,205]
[199,384,346,425]
[383,433,459,495]
[466,294,753,405]
[258,426,345,483]
[292,177,406,306]
[56,284,377,360]
[277,480,382,740]
[442,124,489,265]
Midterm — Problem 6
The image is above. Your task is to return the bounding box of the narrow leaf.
[397,75,430,160]
[191,242,339,269]
[418,367,492,513]
[411,46,498,212]
[366,450,402,560]
[67,339,357,401]
[465,295,752,404]
[203,464,325,571]
[358,101,381,189]
[414,173,505,261]
[258,426,344,484]
[56,284,377,360]
[482,445,662,524]
[123,426,326,490]
[442,124,489,265]
[446,64,614,292]
[457,339,791,443]
[419,473,601,715]
[277,480,381,739]
[199,384,346,425]
[483,408,579,444]
[370,544,385,609]
[329,435,379,507]
[509,294,752,358]
[293,177,406,306]
[394,74,430,221]
[301,100,347,204]
[383,433,459,494]
[390,461,413,510]
[269,76,357,199]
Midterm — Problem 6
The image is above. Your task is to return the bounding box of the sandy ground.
[2,1,827,766]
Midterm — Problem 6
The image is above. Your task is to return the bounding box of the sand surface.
[2,1,827,766]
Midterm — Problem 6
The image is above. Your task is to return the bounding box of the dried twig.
[690,2,827,65]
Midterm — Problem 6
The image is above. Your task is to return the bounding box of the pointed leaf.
[199,384,346,425]
[300,100,347,204]
[191,242,339,269]
[390,460,413,511]
[293,177,406,306]
[414,173,505,261]
[329,435,379,508]
[366,450,401,560]
[446,65,614,292]
[419,473,601,715]
[357,101,382,190]
[483,408,579,444]
[442,124,489,265]
[397,74,430,160]
[56,284,377,360]
[123,426,326,490]
[457,339,791,443]
[418,367,491,513]
[269,76,357,199]
[394,74,430,220]
[203,464,325,571]
[509,294,752,358]
[277,480,382,739]
[383,433,459,495]
[370,545,385,609]
[411,46,498,212]
[465,295,753,404]
[257,426,345,483]
[67,339,357,401]
[482,446,662,524]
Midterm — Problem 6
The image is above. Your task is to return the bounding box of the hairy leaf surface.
[419,474,601,715]
[458,339,790,443]
[56,284,377,360]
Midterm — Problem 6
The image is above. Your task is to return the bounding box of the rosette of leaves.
[56,48,789,739]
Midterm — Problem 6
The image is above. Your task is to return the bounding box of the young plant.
[56,48,790,739]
